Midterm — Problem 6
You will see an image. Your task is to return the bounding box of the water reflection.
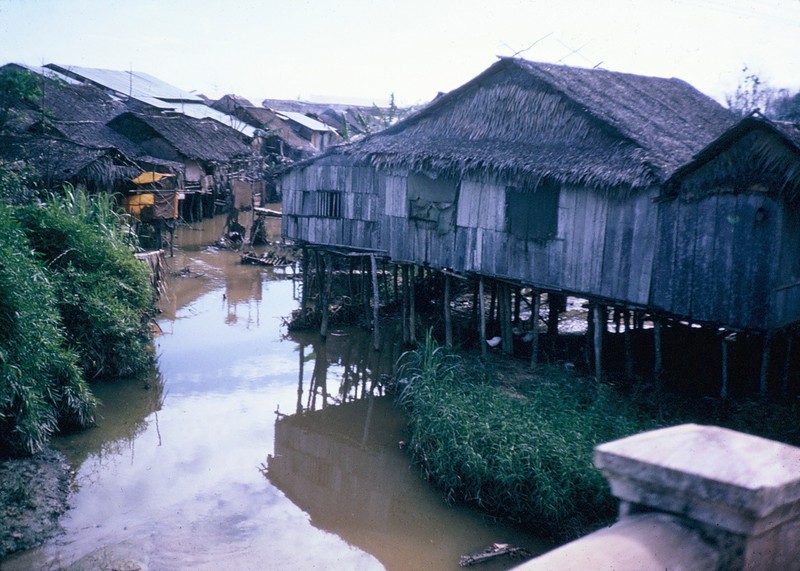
[2,214,549,571]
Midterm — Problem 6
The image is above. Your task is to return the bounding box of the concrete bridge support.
[515,424,800,571]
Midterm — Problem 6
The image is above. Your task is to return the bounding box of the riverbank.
[0,448,72,558]
[396,334,800,542]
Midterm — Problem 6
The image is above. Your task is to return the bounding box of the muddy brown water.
[2,214,551,571]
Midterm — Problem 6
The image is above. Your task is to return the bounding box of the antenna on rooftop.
[501,32,554,58]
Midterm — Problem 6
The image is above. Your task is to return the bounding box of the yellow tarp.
[132,172,175,185]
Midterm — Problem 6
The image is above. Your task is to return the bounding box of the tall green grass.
[1,184,158,456]
[396,332,658,540]
[0,205,96,456]
[13,192,156,379]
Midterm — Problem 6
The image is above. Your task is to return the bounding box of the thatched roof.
[107,112,254,163]
[664,114,800,201]
[308,57,735,190]
[0,134,139,189]
[232,106,317,158]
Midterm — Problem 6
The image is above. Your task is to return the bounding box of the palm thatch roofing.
[664,113,800,201]
[107,112,254,163]
[306,57,735,190]
[0,135,139,190]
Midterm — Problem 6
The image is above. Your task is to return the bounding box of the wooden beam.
[479,276,487,359]
[370,254,380,351]
[654,319,663,386]
[760,332,773,397]
[444,273,453,347]
[319,254,331,340]
[530,291,541,369]
[594,304,604,383]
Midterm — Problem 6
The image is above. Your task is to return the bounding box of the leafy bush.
[13,192,155,379]
[0,205,96,456]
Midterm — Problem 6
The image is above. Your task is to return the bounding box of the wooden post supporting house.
[624,309,634,378]
[501,282,513,355]
[531,291,541,369]
[319,254,331,340]
[444,273,453,347]
[594,304,605,383]
[370,254,380,351]
[654,319,663,385]
[721,333,732,399]
[409,265,417,344]
[300,247,309,309]
[479,276,487,359]
[760,332,773,397]
[782,333,793,397]
[401,264,410,344]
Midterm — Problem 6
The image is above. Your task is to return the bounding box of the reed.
[396,332,659,540]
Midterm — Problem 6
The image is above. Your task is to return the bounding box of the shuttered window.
[506,180,560,241]
[408,172,458,234]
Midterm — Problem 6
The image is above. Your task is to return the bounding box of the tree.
[0,66,41,132]
[726,67,800,122]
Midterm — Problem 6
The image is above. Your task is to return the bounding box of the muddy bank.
[0,448,72,558]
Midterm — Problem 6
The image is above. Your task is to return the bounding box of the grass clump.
[396,332,657,541]
[0,205,96,456]
[12,191,156,379]
[1,183,157,456]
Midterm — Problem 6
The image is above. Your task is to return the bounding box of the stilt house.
[281,57,734,309]
[654,115,800,332]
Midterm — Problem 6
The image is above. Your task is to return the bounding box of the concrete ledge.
[513,513,719,570]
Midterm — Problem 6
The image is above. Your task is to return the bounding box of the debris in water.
[459,543,532,567]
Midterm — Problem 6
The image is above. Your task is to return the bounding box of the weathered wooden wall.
[651,192,790,331]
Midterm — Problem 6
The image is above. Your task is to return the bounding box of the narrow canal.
[3,215,550,571]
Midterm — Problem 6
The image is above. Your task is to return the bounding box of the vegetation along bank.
[395,332,800,542]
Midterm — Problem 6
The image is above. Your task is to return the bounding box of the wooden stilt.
[300,247,309,310]
[370,254,380,351]
[319,254,331,340]
[530,291,541,369]
[296,343,305,414]
[593,304,604,383]
[501,283,513,355]
[760,332,773,397]
[489,281,497,329]
[401,265,409,344]
[782,333,793,397]
[514,287,521,327]
[624,309,634,378]
[721,335,729,399]
[654,319,663,385]
[444,273,453,347]
[409,266,417,344]
[479,276,487,359]
[585,302,595,370]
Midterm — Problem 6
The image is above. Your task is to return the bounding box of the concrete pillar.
[516,424,800,571]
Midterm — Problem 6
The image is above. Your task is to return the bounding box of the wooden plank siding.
[650,192,784,330]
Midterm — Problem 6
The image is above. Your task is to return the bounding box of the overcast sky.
[1,0,798,107]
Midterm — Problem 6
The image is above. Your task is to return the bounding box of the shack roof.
[665,113,800,200]
[235,107,317,156]
[311,57,735,190]
[275,110,338,134]
[107,112,253,163]
[44,64,203,106]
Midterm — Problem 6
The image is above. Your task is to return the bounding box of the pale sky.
[1,0,798,107]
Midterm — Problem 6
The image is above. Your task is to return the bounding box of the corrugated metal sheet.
[46,64,203,103]
[276,111,337,133]
[177,103,257,138]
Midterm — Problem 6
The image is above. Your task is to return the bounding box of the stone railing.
[514,424,800,571]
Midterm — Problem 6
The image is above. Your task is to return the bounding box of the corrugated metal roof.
[276,110,337,133]
[177,103,257,138]
[45,64,203,103]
